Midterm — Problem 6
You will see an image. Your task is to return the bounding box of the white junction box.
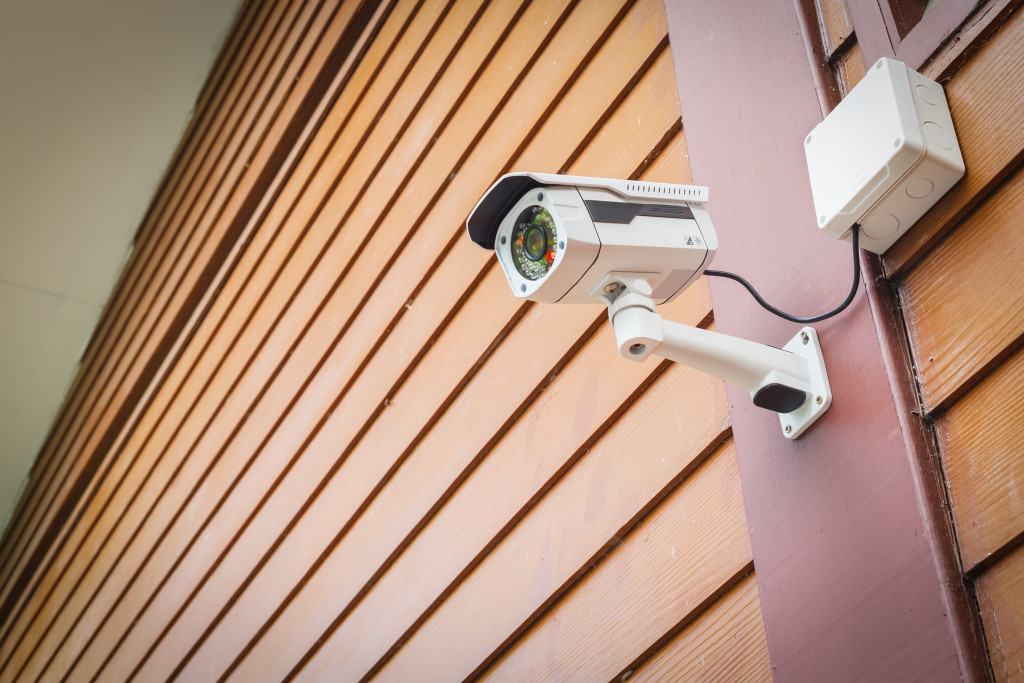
[804,58,964,255]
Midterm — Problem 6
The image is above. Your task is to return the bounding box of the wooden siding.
[0,0,380,645]
[830,4,1024,679]
[0,1,770,681]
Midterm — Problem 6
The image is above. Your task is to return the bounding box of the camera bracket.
[601,274,832,439]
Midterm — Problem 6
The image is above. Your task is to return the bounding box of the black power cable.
[704,224,861,324]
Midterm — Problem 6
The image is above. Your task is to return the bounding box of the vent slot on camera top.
[584,200,695,224]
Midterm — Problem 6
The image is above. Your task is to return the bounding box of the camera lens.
[509,205,558,281]
[522,225,547,261]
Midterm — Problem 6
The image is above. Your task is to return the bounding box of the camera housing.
[466,172,716,304]
[465,172,833,439]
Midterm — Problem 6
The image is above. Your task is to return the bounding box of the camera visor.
[510,205,558,281]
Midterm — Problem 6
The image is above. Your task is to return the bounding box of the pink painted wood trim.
[664,0,987,679]
[847,0,980,69]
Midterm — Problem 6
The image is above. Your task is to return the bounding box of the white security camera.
[466,172,716,304]
[467,173,834,439]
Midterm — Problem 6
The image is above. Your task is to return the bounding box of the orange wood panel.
[375,382,731,682]
[976,543,1024,682]
[816,0,854,56]
[0,0,300,664]
[0,0,283,620]
[884,9,1024,274]
[480,441,747,683]
[26,3,474,681]
[0,0,337,671]
[570,51,683,177]
[158,113,676,683]
[0,2,763,682]
[936,345,1024,571]
[224,93,695,683]
[37,0,328,513]
[28,0,311,524]
[3,5,380,683]
[0,0,264,584]
[0,0,307,627]
[899,163,1024,412]
[44,2,655,679]
[153,31,678,683]
[79,3,545,681]
[837,40,866,93]
[0,4,413,678]
[631,572,771,682]
[279,302,714,683]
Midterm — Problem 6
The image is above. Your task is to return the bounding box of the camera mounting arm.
[598,275,832,439]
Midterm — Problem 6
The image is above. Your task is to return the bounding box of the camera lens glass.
[522,225,547,261]
[510,205,558,281]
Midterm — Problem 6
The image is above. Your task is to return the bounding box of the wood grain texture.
[478,441,746,683]
[0,0,771,680]
[816,0,854,56]
[937,344,1024,572]
[0,2,383,681]
[883,7,1024,275]
[86,2,629,680]
[177,36,683,683]
[899,163,1024,412]
[279,302,712,682]
[0,0,304,669]
[631,571,771,683]
[0,0,263,592]
[375,367,732,682]
[24,2,667,679]
[976,543,1024,682]
[6,6,404,668]
[32,2,483,681]
[836,40,866,93]
[0,0,280,624]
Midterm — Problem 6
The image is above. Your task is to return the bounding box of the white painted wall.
[0,0,242,531]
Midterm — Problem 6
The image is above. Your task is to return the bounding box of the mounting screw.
[800,331,809,345]
[629,343,646,355]
[604,282,620,294]
[784,424,792,434]
[816,395,823,404]
[620,670,634,682]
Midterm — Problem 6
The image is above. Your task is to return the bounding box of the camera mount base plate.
[778,327,832,439]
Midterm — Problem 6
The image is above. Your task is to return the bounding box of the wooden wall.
[0,0,773,680]
[822,2,1024,679]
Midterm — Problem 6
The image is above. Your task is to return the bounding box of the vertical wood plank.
[899,165,1024,412]
[883,9,1024,274]
[976,545,1024,682]
[936,344,1024,571]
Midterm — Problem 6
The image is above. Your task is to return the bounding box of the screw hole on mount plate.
[629,343,646,355]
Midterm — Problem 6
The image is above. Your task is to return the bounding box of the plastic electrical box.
[804,58,964,255]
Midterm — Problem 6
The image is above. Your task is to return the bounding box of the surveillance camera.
[465,172,834,439]
[466,172,717,304]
